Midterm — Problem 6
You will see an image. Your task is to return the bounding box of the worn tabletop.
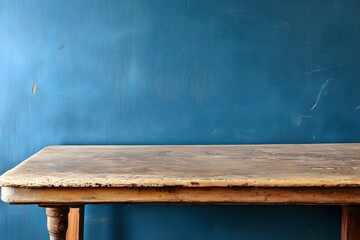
[1,144,359,189]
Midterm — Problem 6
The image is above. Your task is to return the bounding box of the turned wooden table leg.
[46,207,70,240]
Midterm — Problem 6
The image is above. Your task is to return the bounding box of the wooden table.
[1,144,360,240]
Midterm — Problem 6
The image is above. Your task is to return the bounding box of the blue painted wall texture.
[1,0,359,239]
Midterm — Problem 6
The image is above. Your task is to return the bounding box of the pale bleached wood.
[3,187,360,205]
[0,144,359,188]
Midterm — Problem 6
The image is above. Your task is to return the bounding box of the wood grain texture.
[342,206,360,240]
[0,144,359,188]
[66,206,84,240]
[3,187,360,205]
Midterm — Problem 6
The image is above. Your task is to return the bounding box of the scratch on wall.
[310,79,329,111]
[302,61,353,75]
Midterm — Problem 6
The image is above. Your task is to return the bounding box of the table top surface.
[0,144,359,188]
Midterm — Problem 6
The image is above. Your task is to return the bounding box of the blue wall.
[1,0,359,239]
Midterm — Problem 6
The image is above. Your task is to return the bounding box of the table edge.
[3,186,360,205]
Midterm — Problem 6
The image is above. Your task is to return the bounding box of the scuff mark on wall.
[295,114,314,127]
[57,44,66,50]
[39,59,47,66]
[298,114,313,119]
[325,136,335,141]
[32,83,37,96]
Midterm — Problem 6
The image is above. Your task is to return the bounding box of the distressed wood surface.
[45,207,69,240]
[0,144,359,188]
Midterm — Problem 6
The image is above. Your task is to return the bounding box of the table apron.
[2,186,360,205]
